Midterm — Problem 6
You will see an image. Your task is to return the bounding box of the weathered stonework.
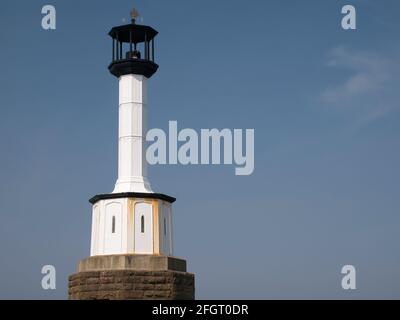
[68,255,195,300]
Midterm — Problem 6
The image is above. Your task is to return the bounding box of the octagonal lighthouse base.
[68,255,195,300]
[69,192,195,300]
[89,192,176,256]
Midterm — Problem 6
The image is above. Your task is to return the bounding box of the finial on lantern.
[130,8,140,24]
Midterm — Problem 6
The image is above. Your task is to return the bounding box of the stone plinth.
[68,255,195,300]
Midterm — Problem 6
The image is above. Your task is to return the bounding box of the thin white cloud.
[321,72,382,103]
[320,46,399,128]
[353,104,394,130]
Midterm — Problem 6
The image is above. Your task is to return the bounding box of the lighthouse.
[89,14,174,257]
[69,11,195,300]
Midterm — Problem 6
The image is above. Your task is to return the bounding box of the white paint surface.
[160,201,173,256]
[90,198,127,256]
[103,202,122,254]
[113,74,152,193]
[89,72,176,257]
[134,202,153,254]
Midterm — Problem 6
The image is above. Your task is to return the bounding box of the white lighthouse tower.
[89,13,174,257]
[69,12,194,300]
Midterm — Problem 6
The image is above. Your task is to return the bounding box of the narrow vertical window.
[164,218,167,236]
[112,216,115,233]
[141,215,145,233]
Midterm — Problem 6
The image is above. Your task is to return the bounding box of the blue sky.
[0,0,399,299]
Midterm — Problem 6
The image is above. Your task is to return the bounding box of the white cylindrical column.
[113,74,152,193]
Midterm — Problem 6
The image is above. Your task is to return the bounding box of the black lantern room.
[108,18,158,79]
